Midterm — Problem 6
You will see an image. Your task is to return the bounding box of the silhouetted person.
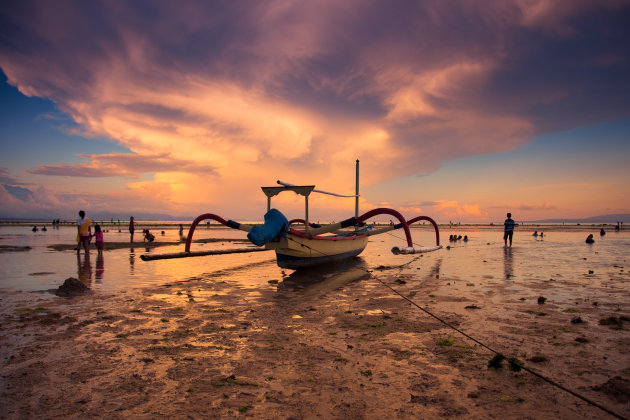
[600,228,605,236]
[76,210,92,254]
[504,212,516,247]
[143,229,155,242]
[585,234,595,244]
[129,216,135,242]
[93,224,104,256]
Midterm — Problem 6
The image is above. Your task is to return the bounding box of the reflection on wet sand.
[129,247,135,275]
[503,247,513,280]
[95,253,104,283]
[422,258,442,282]
[76,253,92,286]
[278,258,370,296]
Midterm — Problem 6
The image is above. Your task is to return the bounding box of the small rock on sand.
[55,277,90,297]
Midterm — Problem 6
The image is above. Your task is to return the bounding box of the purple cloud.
[0,0,628,186]
[27,153,217,178]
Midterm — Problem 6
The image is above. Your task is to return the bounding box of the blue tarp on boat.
[247,209,289,246]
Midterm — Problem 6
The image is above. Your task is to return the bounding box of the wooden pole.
[141,247,269,261]
[305,195,309,234]
[355,159,360,219]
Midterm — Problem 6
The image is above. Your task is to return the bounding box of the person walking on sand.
[76,210,92,254]
[504,212,517,247]
[129,216,135,242]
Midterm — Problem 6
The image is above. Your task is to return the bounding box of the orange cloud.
[1,1,628,221]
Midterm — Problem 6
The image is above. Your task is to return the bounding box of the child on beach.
[92,225,104,255]
[143,229,155,243]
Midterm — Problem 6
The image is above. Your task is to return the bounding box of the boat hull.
[266,232,369,269]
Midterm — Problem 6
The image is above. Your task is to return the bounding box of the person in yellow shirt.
[76,210,92,254]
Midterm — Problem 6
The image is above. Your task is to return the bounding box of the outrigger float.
[141,160,441,268]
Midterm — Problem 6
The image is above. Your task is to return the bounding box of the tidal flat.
[1,224,629,418]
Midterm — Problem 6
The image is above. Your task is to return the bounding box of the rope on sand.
[286,234,627,420]
[371,274,626,420]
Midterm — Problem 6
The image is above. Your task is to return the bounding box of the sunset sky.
[1,0,629,223]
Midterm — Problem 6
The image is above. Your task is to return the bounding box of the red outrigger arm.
[296,207,440,249]
[183,209,440,254]
[406,215,440,247]
[184,213,252,252]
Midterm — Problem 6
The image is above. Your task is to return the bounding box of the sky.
[1,0,629,223]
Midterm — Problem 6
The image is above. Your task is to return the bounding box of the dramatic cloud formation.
[0,0,629,221]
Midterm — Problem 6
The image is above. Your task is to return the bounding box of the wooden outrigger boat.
[141,161,441,268]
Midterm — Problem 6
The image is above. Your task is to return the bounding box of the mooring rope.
[371,274,626,420]
[284,234,627,420]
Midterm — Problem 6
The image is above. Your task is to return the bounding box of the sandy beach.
[1,226,629,419]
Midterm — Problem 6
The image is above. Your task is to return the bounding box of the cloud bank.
[1,0,629,220]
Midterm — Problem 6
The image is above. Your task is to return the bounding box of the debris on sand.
[592,376,630,404]
[537,296,547,305]
[55,277,90,297]
[571,316,585,324]
[0,245,31,253]
[488,354,506,369]
[598,316,627,329]
[487,354,524,371]
[528,355,548,363]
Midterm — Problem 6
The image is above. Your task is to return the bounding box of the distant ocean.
[1,223,628,295]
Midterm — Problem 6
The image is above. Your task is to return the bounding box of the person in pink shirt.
[92,224,104,255]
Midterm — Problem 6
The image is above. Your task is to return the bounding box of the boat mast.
[355,159,359,219]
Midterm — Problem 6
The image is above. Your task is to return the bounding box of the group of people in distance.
[504,212,618,246]
[76,211,158,255]
[449,234,468,242]
[127,215,155,242]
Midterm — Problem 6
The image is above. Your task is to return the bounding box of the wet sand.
[1,228,629,418]
[2,261,629,419]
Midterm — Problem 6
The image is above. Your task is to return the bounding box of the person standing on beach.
[129,216,135,242]
[76,210,92,254]
[504,212,516,247]
[92,225,104,256]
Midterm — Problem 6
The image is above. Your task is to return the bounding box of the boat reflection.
[278,258,370,296]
